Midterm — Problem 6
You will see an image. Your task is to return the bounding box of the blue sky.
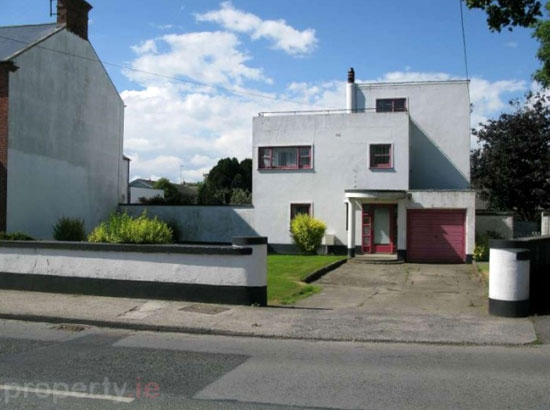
[0,0,540,182]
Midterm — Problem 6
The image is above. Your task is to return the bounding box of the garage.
[407,209,466,263]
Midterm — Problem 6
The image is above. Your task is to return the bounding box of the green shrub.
[0,232,34,241]
[290,214,326,255]
[53,217,86,241]
[88,212,173,244]
[474,230,504,262]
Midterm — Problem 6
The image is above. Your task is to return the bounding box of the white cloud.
[149,23,175,30]
[195,1,317,55]
[126,31,270,87]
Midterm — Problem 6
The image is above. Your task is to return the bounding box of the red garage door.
[407,209,466,263]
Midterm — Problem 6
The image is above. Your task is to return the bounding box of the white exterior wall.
[357,81,470,189]
[0,244,266,287]
[119,158,129,204]
[129,187,164,204]
[7,29,124,238]
[253,112,409,246]
[476,213,514,239]
[121,205,257,243]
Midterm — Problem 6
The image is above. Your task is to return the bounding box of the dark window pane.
[376,98,406,112]
[370,144,392,168]
[291,204,311,220]
[376,99,394,112]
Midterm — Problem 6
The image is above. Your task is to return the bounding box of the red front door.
[362,204,396,254]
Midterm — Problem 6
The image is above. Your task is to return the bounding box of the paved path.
[296,262,487,315]
[0,286,536,345]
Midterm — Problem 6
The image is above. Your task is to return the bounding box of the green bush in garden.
[88,212,173,244]
[53,217,86,241]
[0,232,34,240]
[473,230,504,262]
[290,214,327,255]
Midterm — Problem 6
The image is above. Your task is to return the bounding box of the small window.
[290,203,311,220]
[370,144,392,169]
[258,146,312,170]
[376,98,406,113]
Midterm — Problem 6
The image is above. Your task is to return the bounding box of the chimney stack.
[346,67,356,112]
[57,0,93,40]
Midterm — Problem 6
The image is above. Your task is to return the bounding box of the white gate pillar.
[347,199,356,257]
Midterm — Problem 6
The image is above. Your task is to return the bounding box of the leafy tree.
[471,93,550,220]
[229,188,252,205]
[198,158,252,205]
[465,0,550,86]
[141,178,195,205]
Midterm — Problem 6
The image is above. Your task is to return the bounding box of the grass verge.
[267,254,346,305]
[475,262,489,284]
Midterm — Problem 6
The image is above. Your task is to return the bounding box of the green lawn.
[476,262,489,283]
[267,254,346,305]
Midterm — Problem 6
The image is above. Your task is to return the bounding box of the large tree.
[198,158,252,205]
[471,93,550,220]
[465,0,550,86]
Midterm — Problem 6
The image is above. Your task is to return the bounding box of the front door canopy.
[345,190,406,200]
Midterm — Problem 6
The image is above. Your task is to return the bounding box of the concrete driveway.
[296,261,488,316]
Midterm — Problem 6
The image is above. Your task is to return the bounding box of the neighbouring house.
[252,68,475,263]
[0,0,126,238]
[129,179,165,204]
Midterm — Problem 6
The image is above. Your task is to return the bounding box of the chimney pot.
[347,67,355,84]
[57,0,93,40]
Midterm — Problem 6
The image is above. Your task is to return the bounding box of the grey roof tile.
[0,23,59,61]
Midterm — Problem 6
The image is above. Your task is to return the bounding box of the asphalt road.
[0,319,549,410]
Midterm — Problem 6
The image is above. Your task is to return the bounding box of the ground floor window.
[290,203,311,221]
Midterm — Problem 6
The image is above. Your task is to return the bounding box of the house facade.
[253,69,475,263]
[0,0,126,238]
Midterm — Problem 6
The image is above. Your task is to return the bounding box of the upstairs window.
[376,98,406,113]
[370,144,392,169]
[259,146,312,170]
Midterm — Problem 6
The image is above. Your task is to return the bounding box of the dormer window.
[376,98,406,113]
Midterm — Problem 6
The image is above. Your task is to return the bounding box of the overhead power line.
[0,34,329,109]
[459,0,470,81]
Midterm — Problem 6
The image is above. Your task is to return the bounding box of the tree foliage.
[471,93,550,220]
[198,158,252,205]
[138,178,196,205]
[466,0,550,87]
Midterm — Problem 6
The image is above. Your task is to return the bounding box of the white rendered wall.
[0,245,266,287]
[129,187,164,204]
[119,159,129,204]
[7,29,124,238]
[357,81,470,189]
[253,113,409,246]
[121,205,257,243]
[476,214,514,239]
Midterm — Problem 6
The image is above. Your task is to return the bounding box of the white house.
[252,68,475,263]
[0,0,127,238]
[129,179,165,204]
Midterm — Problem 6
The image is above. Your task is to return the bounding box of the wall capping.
[0,240,252,255]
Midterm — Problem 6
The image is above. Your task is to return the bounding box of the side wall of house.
[7,30,124,238]
[253,113,409,246]
[356,81,471,189]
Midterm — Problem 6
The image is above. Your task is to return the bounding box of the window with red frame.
[290,203,311,220]
[370,144,392,168]
[258,146,312,169]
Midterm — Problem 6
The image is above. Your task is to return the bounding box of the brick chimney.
[57,0,93,40]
